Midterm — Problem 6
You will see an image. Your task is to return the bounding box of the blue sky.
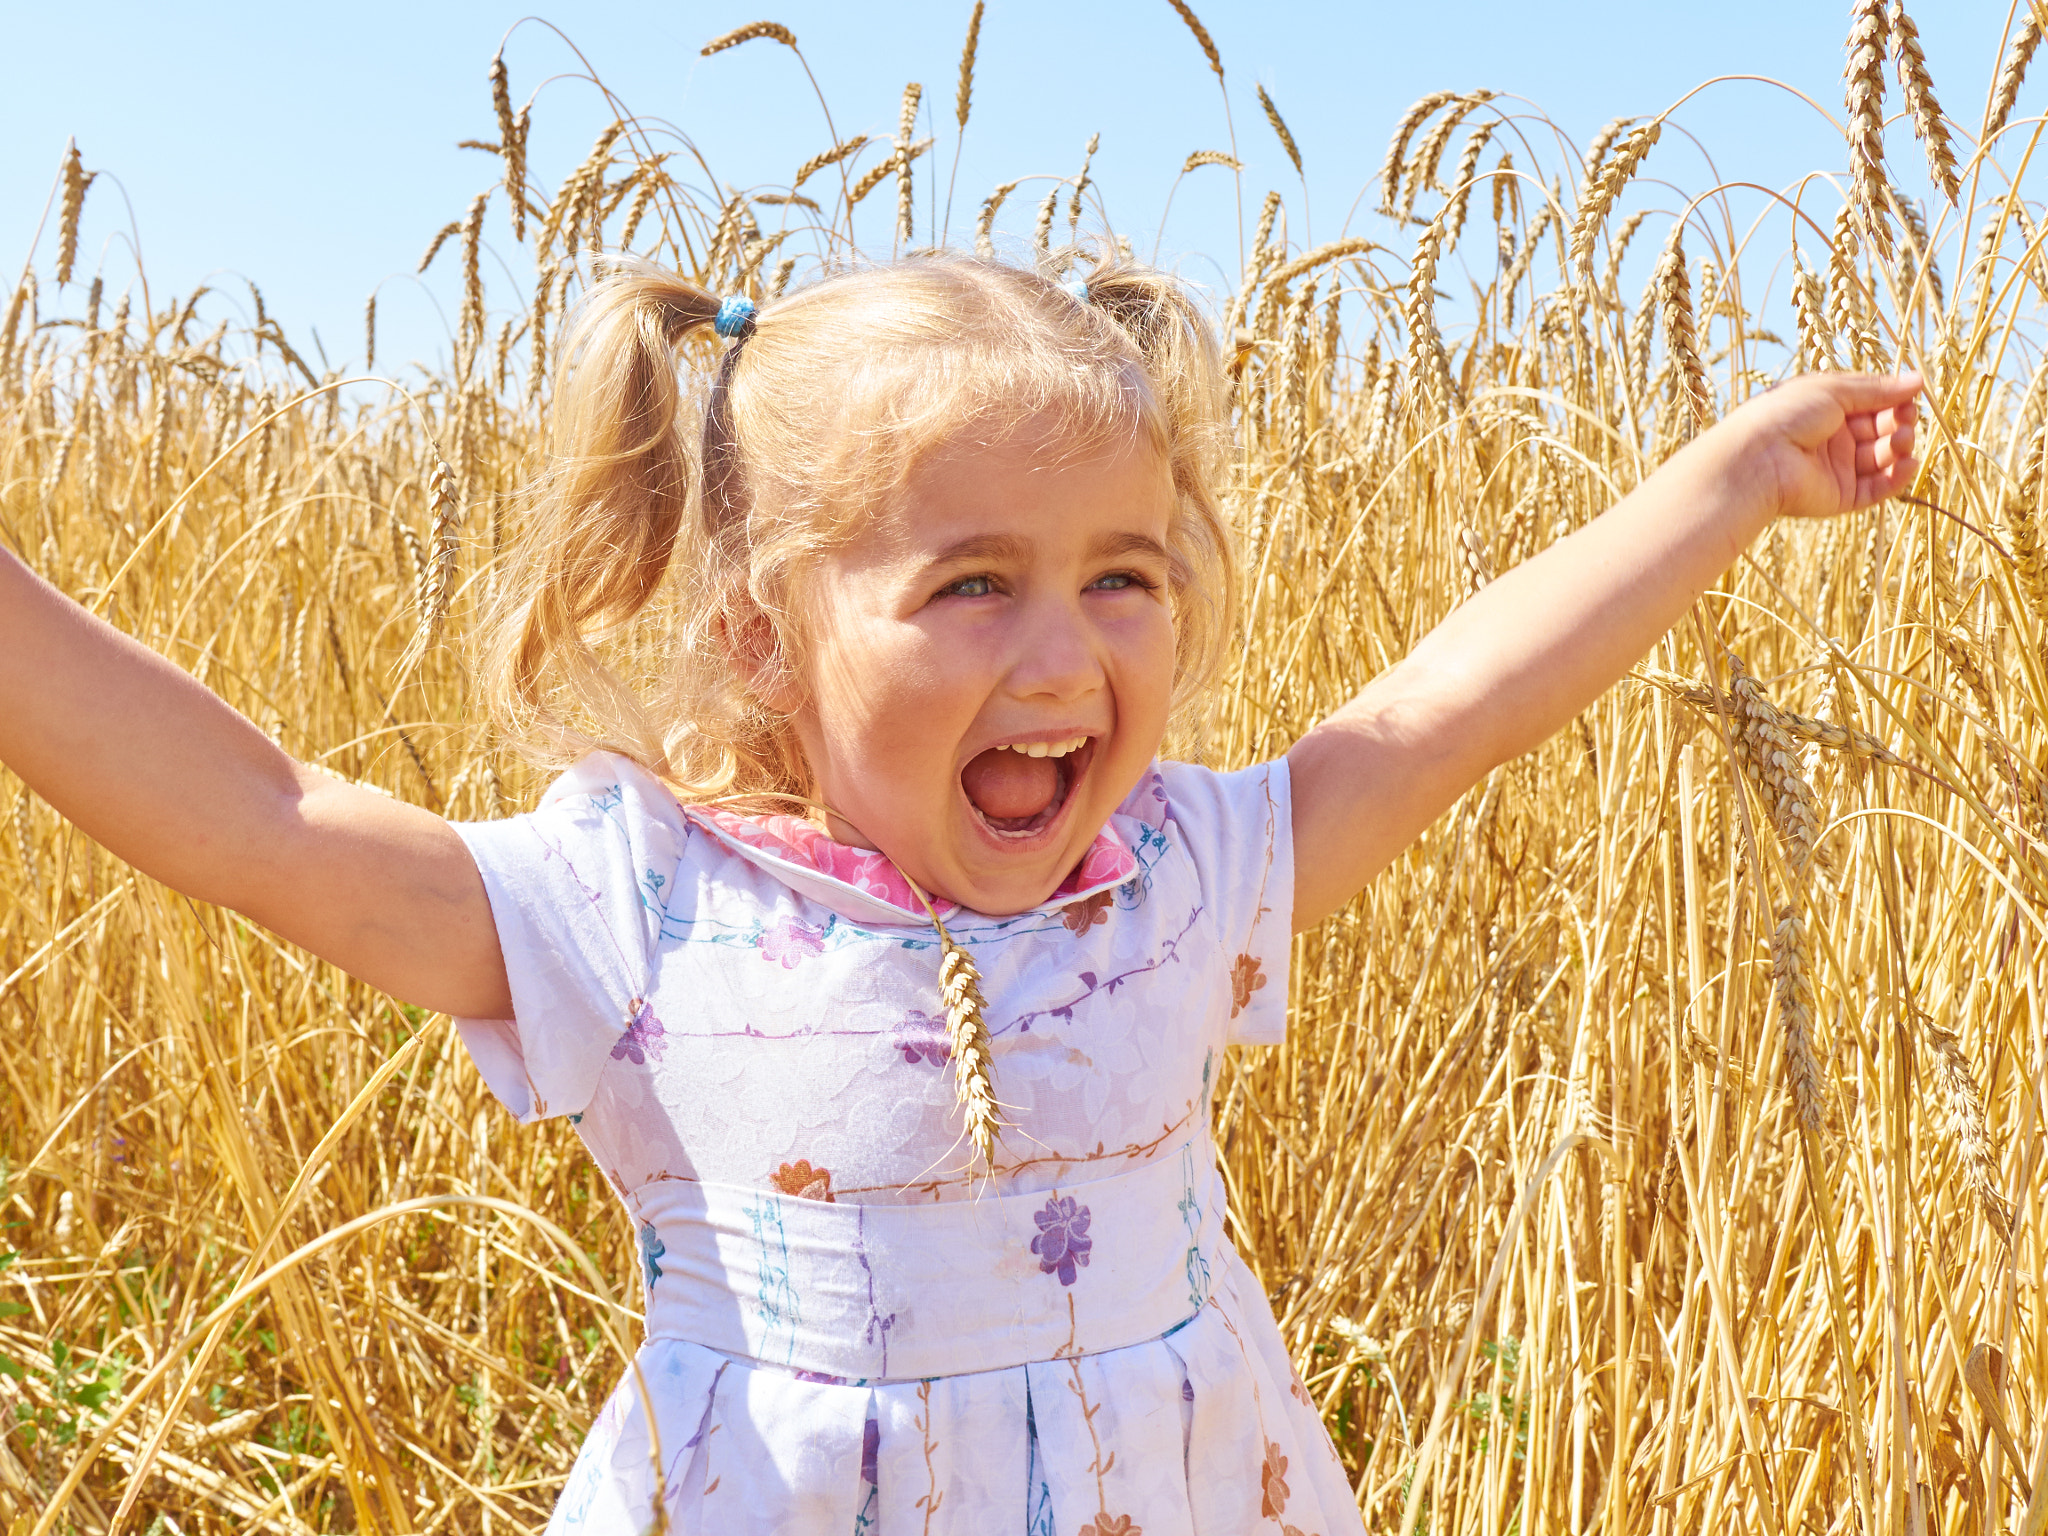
[1,1,2022,375]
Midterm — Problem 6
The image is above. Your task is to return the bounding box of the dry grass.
[1,6,2045,1532]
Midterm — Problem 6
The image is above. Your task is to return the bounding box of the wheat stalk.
[893,880,1003,1169]
[1888,1,1960,202]
[1164,0,1224,79]
[955,1,984,129]
[417,220,462,275]
[488,52,527,242]
[1846,0,1895,261]
[1399,92,1495,225]
[792,135,869,189]
[1182,149,1241,173]
[1378,91,1456,216]
[55,142,92,288]
[1258,83,1303,177]
[459,192,488,366]
[1407,216,1454,417]
[1566,120,1660,285]
[1771,909,1828,1132]
[1499,197,1555,325]
[976,178,1020,259]
[896,82,924,246]
[1033,185,1060,254]
[1792,257,1837,371]
[1639,668,1903,764]
[1441,124,1498,251]
[1924,1013,2017,1244]
[1657,228,1711,431]
[1987,4,2043,137]
[700,20,798,55]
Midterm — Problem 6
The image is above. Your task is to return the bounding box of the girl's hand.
[1732,370,1921,522]
[1287,369,1921,930]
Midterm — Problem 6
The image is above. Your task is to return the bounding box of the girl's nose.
[1005,596,1104,703]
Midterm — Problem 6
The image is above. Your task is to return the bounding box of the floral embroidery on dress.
[610,1000,667,1065]
[1061,890,1113,933]
[638,1221,665,1291]
[1081,1516,1141,1536]
[1230,953,1268,1018]
[894,1010,952,1067]
[769,1159,835,1202]
[1030,1194,1093,1285]
[860,1415,880,1485]
[758,915,827,968]
[1260,1439,1291,1517]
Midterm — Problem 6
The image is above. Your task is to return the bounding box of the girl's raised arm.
[1285,372,1921,931]
[0,546,511,1017]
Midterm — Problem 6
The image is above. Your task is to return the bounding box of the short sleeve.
[451,752,688,1122]
[1155,757,1295,1046]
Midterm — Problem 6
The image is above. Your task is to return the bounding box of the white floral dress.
[454,751,1362,1536]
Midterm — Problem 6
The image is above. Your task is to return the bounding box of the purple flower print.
[861,1415,879,1485]
[895,1010,952,1068]
[1030,1195,1093,1285]
[759,915,827,968]
[610,999,667,1066]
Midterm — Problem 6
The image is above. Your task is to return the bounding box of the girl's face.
[786,423,1179,914]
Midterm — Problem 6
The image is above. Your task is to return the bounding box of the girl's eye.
[1088,571,1152,592]
[941,574,995,598]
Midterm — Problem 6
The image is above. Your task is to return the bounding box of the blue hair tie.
[1062,275,1090,304]
[714,295,757,339]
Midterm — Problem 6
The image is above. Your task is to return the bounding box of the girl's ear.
[719,608,803,715]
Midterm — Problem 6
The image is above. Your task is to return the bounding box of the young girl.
[0,255,1915,1534]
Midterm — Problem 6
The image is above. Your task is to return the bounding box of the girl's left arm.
[1286,372,1921,930]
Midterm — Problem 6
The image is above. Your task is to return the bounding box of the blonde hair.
[484,253,1236,800]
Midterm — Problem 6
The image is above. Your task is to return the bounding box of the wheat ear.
[1406,215,1454,417]
[955,1,983,130]
[1378,91,1456,216]
[1657,227,1711,431]
[1567,120,1660,285]
[1846,0,1895,261]
[1987,6,2043,138]
[56,142,92,287]
[1924,1012,2016,1244]
[793,135,869,189]
[1888,1,1960,202]
[1257,84,1303,177]
[897,881,1004,1167]
[1164,0,1224,79]
[700,21,798,54]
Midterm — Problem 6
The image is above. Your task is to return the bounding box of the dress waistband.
[629,1139,1228,1382]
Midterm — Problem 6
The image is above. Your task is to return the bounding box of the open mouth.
[959,735,1097,839]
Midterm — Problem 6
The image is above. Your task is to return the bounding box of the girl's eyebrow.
[928,533,1027,566]
[1089,530,1171,563]
[923,529,1169,568]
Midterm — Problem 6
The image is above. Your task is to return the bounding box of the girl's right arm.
[0,547,512,1018]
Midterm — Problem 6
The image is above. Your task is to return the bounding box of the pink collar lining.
[683,803,1143,921]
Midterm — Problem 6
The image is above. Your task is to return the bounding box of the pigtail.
[1067,261,1238,704]
[487,264,721,764]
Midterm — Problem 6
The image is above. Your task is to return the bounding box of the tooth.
[1026,742,1050,758]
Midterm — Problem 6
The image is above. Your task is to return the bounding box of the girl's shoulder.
[1146,756,1291,857]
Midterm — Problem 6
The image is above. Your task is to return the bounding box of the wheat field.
[0,4,2044,1532]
